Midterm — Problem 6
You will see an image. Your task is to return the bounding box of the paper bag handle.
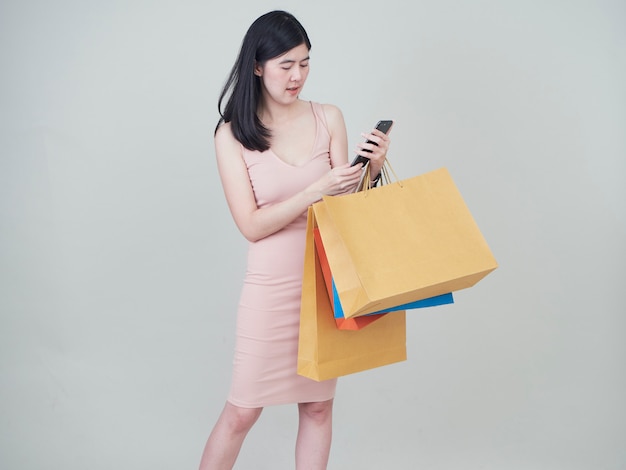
[356,157,403,193]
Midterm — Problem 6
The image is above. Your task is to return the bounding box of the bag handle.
[355,157,403,193]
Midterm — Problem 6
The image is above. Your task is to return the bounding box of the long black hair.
[216,11,312,151]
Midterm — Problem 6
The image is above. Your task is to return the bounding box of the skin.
[199,43,390,470]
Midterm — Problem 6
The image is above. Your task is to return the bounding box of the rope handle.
[355,157,403,194]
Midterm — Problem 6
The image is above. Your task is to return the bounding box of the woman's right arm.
[215,123,362,242]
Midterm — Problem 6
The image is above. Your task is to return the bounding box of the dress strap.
[311,102,330,135]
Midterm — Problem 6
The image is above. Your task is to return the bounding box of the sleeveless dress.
[227,102,338,408]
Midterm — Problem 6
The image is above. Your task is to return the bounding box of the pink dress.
[227,102,338,408]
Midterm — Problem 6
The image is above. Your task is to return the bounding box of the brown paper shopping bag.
[297,208,407,381]
[313,226,388,330]
[314,167,498,319]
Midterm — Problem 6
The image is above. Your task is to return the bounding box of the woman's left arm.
[323,104,350,168]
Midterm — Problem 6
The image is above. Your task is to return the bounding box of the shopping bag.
[313,167,497,319]
[314,227,454,330]
[313,227,387,330]
[297,208,407,381]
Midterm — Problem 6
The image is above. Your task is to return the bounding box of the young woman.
[199,11,390,469]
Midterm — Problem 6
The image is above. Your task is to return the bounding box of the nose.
[290,68,301,82]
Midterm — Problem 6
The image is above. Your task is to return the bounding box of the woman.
[199,10,390,469]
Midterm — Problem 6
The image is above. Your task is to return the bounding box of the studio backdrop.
[1,1,624,469]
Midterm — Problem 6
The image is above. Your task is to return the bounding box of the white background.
[1,1,624,469]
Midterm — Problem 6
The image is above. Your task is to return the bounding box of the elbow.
[242,232,263,243]
[238,225,266,243]
[234,213,275,242]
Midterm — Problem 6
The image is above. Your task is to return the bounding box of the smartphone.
[350,120,394,167]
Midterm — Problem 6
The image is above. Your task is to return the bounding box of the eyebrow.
[279,56,310,64]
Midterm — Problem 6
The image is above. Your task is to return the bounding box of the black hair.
[216,10,312,151]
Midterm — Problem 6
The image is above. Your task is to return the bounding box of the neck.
[258,98,303,126]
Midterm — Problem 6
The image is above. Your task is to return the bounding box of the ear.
[253,61,263,77]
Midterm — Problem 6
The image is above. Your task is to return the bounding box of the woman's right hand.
[307,163,364,199]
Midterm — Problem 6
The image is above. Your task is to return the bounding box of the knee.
[299,399,333,425]
[223,403,262,435]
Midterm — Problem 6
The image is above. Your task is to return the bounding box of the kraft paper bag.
[297,208,407,381]
[313,227,387,330]
[314,227,454,330]
[313,167,497,319]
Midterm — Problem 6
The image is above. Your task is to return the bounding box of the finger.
[372,128,391,140]
[368,136,389,154]
[370,130,392,149]
[355,142,376,155]
[336,163,363,176]
[361,132,383,146]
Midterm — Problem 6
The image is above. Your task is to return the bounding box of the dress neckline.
[268,101,319,168]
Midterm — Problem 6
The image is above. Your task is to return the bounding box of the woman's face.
[254,43,310,105]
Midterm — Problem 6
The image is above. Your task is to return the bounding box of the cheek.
[266,69,286,85]
[260,72,280,89]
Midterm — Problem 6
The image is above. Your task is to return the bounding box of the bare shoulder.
[320,103,346,135]
[215,121,235,146]
[321,103,344,124]
[214,122,242,156]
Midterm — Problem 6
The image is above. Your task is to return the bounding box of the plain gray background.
[1,0,624,469]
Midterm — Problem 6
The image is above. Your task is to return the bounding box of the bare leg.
[198,401,263,470]
[295,399,334,470]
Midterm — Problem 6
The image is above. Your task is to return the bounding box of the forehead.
[271,43,310,63]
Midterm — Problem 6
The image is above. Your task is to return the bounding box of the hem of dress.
[227,392,336,409]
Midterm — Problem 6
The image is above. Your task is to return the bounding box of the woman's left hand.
[354,128,391,178]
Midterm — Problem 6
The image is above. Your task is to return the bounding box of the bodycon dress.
[227,101,338,408]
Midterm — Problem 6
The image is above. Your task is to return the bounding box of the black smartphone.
[350,120,394,166]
